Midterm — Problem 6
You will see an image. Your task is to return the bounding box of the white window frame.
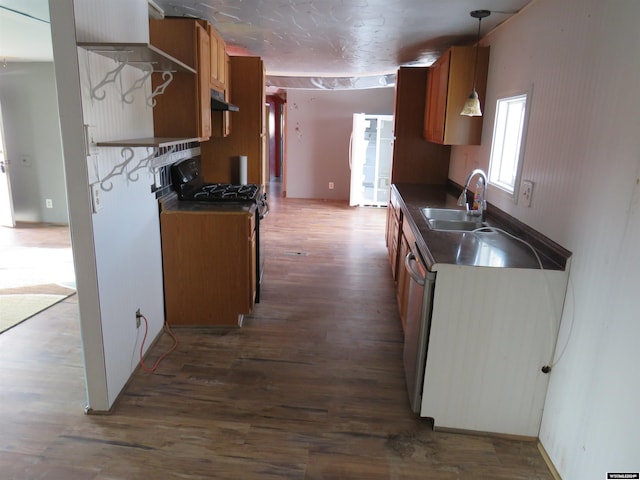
[488,87,532,204]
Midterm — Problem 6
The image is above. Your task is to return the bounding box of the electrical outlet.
[520,180,534,207]
[45,198,53,209]
[90,183,103,213]
[135,308,141,328]
[328,182,335,190]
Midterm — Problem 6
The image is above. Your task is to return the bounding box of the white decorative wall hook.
[91,62,127,101]
[100,147,136,191]
[147,71,174,107]
[122,68,153,104]
[128,147,160,181]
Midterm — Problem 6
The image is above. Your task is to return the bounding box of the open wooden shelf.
[77,42,196,73]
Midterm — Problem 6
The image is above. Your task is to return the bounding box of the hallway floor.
[0,196,553,479]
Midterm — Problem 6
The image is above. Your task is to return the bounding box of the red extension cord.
[138,314,179,373]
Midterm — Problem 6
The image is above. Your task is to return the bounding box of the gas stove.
[170,157,262,204]
[168,156,269,304]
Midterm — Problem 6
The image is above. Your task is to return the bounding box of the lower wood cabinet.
[396,214,418,334]
[386,188,413,334]
[386,189,401,280]
[160,208,256,326]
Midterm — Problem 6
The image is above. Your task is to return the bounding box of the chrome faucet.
[457,168,488,220]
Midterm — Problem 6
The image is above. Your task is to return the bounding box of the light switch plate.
[90,183,103,213]
[520,180,534,207]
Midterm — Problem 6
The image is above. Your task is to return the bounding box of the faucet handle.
[457,190,469,210]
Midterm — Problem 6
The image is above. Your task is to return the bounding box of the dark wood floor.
[0,186,553,479]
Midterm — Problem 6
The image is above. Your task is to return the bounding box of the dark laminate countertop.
[160,192,257,215]
[393,183,569,271]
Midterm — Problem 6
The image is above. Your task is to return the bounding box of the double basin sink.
[422,208,485,232]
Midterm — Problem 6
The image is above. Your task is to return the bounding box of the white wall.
[285,87,394,199]
[0,62,67,223]
[50,0,164,411]
[449,0,640,477]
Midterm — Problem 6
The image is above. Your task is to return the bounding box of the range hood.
[210,89,239,112]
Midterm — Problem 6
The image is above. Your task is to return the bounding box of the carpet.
[0,284,76,334]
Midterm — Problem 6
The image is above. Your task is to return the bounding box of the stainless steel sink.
[421,208,484,232]
[426,219,484,231]
[421,208,472,222]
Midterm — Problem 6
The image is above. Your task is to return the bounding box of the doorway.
[0,101,15,227]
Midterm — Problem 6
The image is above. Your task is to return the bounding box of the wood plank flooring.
[0,188,554,479]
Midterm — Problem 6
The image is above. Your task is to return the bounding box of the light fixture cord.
[472,16,482,91]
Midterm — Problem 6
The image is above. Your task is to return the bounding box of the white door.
[349,113,394,207]
[0,103,15,227]
[375,115,394,205]
[349,113,368,206]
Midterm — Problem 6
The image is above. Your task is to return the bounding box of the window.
[488,92,529,198]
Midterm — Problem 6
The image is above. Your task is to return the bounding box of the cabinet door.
[208,24,226,91]
[396,232,410,333]
[423,50,449,143]
[211,52,231,138]
[196,23,212,140]
[386,208,400,280]
[161,210,254,326]
[224,53,231,136]
[208,25,219,87]
[217,39,226,89]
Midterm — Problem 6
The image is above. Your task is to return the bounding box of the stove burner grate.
[189,183,260,202]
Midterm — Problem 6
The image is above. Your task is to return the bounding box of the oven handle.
[259,200,270,220]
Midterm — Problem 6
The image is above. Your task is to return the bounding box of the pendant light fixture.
[460,9,491,117]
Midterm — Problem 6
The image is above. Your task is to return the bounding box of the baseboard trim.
[84,327,165,415]
[433,425,537,442]
[538,441,562,480]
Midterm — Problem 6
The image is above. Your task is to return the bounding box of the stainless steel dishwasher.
[403,247,437,414]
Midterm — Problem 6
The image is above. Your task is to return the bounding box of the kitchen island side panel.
[421,263,569,437]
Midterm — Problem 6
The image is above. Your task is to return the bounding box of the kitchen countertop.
[393,183,568,271]
[160,192,257,215]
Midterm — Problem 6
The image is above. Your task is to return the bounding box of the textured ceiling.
[155,0,533,79]
[0,0,533,89]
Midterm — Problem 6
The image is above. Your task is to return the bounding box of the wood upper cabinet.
[423,46,490,145]
[391,67,451,185]
[208,24,226,92]
[201,56,267,185]
[149,18,211,140]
